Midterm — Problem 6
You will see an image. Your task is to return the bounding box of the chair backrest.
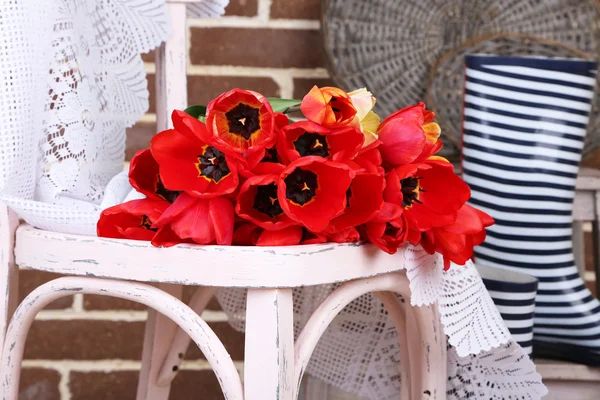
[156,1,189,132]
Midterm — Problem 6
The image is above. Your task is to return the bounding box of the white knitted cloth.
[0,0,227,234]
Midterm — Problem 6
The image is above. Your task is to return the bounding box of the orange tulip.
[300,86,357,128]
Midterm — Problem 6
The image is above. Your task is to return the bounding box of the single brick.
[24,320,146,360]
[292,77,335,99]
[69,370,226,400]
[270,0,321,20]
[170,370,225,399]
[226,0,259,16]
[19,368,61,400]
[147,74,280,114]
[83,295,148,311]
[70,371,137,400]
[190,28,325,68]
[19,270,72,310]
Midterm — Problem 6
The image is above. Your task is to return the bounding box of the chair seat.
[14,224,406,288]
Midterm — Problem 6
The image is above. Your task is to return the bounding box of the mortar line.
[34,309,230,322]
[188,18,319,29]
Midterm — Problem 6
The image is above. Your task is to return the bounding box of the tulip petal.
[256,225,303,246]
[209,197,235,245]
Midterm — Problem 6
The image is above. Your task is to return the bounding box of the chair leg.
[245,288,295,400]
[137,283,183,400]
[375,292,410,399]
[0,204,19,357]
[407,302,447,399]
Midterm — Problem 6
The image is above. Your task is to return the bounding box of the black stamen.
[225,103,260,140]
[156,176,181,203]
[385,222,400,237]
[400,176,421,209]
[253,183,283,218]
[293,132,329,158]
[140,215,157,232]
[284,168,318,206]
[196,146,231,183]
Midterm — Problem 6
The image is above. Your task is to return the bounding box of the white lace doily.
[216,248,547,400]
[0,0,228,234]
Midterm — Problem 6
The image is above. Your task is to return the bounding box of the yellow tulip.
[348,88,380,147]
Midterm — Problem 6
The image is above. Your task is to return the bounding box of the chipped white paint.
[375,291,411,399]
[15,225,410,288]
[0,204,18,362]
[0,277,244,400]
[245,288,295,400]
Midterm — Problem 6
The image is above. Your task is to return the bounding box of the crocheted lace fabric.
[0,1,546,398]
[0,0,227,234]
[217,248,548,399]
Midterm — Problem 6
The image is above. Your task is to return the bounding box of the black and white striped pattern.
[477,264,538,355]
[462,55,599,363]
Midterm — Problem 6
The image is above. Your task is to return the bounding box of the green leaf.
[267,98,301,113]
[183,105,207,119]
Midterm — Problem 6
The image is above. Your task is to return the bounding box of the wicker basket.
[321,0,600,156]
[426,33,599,156]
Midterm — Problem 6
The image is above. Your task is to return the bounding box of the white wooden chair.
[0,2,447,399]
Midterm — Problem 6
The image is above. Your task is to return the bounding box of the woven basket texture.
[322,0,600,156]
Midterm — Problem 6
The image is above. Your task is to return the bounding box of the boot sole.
[533,340,600,366]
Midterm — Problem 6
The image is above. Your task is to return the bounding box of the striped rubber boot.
[477,264,538,356]
[462,54,600,364]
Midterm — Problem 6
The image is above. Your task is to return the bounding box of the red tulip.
[377,102,442,166]
[278,121,364,163]
[384,160,470,231]
[326,171,385,233]
[232,223,303,246]
[205,89,276,169]
[236,174,298,231]
[363,203,419,254]
[301,228,328,244]
[328,226,360,243]
[421,204,494,269]
[278,156,355,232]
[352,141,384,174]
[129,149,181,202]
[151,111,239,199]
[300,86,357,128]
[151,193,234,247]
[97,199,169,241]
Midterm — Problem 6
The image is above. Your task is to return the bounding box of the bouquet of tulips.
[98,86,493,268]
